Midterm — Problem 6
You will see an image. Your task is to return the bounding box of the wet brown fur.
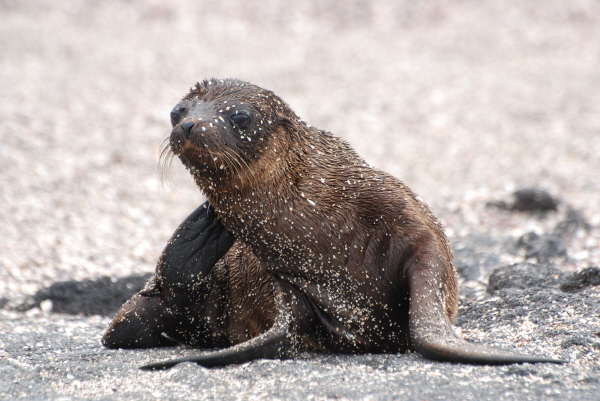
[164,78,457,354]
[222,242,276,343]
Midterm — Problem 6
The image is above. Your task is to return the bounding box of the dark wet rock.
[487,263,563,294]
[16,273,152,316]
[511,188,560,213]
[560,335,600,356]
[487,188,560,214]
[451,234,505,281]
[554,208,592,237]
[515,232,568,262]
[580,376,600,384]
[560,267,600,293]
[454,254,486,282]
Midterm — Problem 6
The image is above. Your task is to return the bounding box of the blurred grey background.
[1,0,599,297]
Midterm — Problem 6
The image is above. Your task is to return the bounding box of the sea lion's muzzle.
[170,119,207,155]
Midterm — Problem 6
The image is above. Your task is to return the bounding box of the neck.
[198,132,312,237]
[195,131,371,267]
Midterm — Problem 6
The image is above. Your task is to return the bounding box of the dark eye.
[170,107,186,127]
[230,113,251,130]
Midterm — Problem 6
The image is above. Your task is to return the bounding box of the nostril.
[180,121,195,137]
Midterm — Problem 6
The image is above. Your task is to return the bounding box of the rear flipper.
[139,282,302,370]
[102,201,234,349]
[159,201,235,289]
[411,318,566,365]
[101,288,177,349]
[408,242,566,365]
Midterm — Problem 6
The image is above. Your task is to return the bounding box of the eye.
[230,113,251,130]
[170,107,186,127]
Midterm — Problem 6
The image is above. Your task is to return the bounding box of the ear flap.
[278,114,295,129]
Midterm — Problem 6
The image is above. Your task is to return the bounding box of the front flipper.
[139,283,301,370]
[408,240,567,365]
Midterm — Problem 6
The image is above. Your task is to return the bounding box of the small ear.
[278,115,296,131]
[102,293,177,349]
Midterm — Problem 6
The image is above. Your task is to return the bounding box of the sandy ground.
[1,0,599,399]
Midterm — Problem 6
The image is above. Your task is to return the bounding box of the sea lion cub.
[107,78,564,369]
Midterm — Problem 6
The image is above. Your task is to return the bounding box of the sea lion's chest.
[217,192,410,344]
[216,191,369,269]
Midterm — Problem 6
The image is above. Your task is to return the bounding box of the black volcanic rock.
[487,188,560,214]
[487,263,563,294]
[515,232,568,262]
[554,208,592,237]
[511,188,560,212]
[560,267,600,293]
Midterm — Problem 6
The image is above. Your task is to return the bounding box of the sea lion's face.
[169,97,258,169]
[164,79,294,188]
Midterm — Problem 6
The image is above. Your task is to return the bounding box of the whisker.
[158,134,176,190]
[224,148,250,186]
[223,149,241,178]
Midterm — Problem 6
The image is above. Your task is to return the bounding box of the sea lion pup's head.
[162,78,306,192]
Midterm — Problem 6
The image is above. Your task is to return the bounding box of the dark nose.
[180,121,195,137]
